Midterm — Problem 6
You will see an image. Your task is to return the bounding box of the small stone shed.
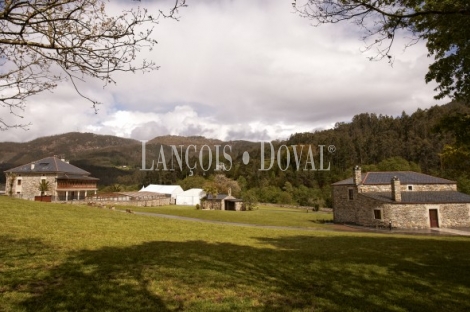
[332,166,470,229]
[202,194,245,211]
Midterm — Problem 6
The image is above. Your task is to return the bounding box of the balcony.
[56,183,97,190]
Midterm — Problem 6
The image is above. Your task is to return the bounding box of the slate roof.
[206,194,230,200]
[361,191,470,204]
[333,171,455,186]
[5,156,91,175]
[57,174,99,181]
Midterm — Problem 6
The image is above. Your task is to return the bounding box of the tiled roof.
[332,171,455,185]
[5,156,90,175]
[361,191,470,204]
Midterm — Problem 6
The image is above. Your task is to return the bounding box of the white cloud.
[1,0,446,143]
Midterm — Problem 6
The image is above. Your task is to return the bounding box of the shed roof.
[361,191,470,204]
[206,194,230,200]
[140,184,184,195]
[333,171,455,186]
[5,156,91,176]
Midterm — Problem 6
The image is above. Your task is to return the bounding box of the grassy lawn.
[1,196,470,311]
[122,204,333,228]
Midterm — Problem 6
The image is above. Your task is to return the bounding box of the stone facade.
[4,156,98,201]
[332,168,470,229]
[359,183,457,193]
[6,173,57,200]
[201,195,245,210]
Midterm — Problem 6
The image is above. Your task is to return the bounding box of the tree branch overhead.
[0,0,187,130]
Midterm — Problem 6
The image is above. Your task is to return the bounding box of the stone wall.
[359,183,457,193]
[438,203,470,228]
[333,185,382,225]
[333,185,358,223]
[202,199,223,210]
[85,197,171,207]
[333,184,470,229]
[7,174,57,200]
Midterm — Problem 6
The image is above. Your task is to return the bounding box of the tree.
[293,0,470,101]
[212,174,241,197]
[178,175,207,190]
[38,179,51,197]
[7,173,16,196]
[0,0,187,130]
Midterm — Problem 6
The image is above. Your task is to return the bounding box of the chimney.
[353,166,362,186]
[228,187,232,197]
[391,176,401,202]
[31,163,35,170]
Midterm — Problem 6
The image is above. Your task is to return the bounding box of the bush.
[313,203,320,212]
[195,204,200,210]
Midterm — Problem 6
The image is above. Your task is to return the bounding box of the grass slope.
[1,197,470,311]
[125,205,333,228]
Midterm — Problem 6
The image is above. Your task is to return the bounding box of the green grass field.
[1,197,470,311]
[124,204,333,228]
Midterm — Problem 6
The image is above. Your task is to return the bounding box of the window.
[17,179,22,186]
[407,185,413,191]
[374,209,382,220]
[348,189,354,200]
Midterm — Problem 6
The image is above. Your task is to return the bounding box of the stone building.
[4,156,98,201]
[202,194,245,211]
[332,166,470,229]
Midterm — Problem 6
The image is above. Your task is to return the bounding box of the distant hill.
[0,132,259,186]
[148,135,223,146]
[1,101,468,195]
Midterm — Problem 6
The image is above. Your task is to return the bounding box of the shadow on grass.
[309,219,332,224]
[2,234,470,311]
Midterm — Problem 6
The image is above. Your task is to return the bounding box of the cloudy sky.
[2,0,446,143]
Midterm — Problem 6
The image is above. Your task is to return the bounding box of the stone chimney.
[353,166,362,186]
[391,176,401,202]
[228,187,232,197]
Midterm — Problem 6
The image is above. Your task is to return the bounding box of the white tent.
[175,188,206,206]
[139,185,184,204]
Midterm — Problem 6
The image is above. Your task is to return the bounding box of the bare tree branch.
[0,0,187,129]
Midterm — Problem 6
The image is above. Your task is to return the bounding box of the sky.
[1,0,446,143]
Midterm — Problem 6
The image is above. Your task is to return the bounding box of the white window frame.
[373,208,383,220]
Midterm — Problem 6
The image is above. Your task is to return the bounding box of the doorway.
[429,209,439,228]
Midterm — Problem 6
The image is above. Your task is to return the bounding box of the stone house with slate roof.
[4,156,98,201]
[202,194,245,211]
[332,166,470,229]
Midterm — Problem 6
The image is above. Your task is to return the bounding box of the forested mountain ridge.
[287,101,469,173]
[1,101,469,205]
